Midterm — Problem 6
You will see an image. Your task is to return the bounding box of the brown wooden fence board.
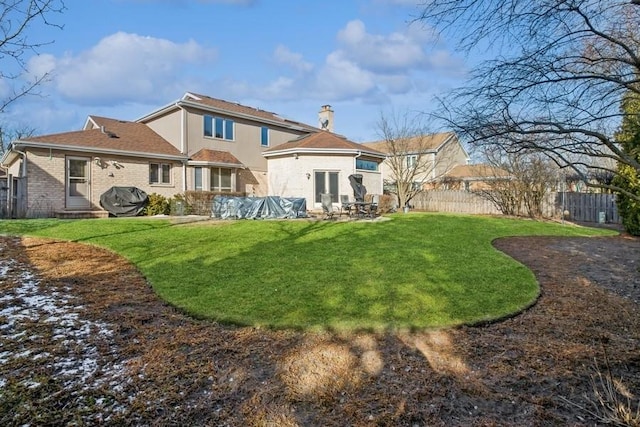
[410,191,621,224]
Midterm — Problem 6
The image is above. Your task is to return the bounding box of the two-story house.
[0,92,384,218]
[361,132,470,191]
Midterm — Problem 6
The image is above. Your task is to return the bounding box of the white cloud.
[313,51,378,100]
[246,18,464,107]
[44,32,217,106]
[336,20,430,73]
[27,54,57,79]
[272,45,313,73]
[262,77,297,100]
[427,49,465,74]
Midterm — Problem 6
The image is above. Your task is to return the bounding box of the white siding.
[267,154,382,209]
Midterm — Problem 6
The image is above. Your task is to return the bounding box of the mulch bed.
[0,232,639,426]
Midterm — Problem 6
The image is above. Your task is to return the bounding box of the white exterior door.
[66,157,91,209]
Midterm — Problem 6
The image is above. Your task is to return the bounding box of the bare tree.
[416,0,640,200]
[0,124,35,153]
[0,0,65,113]
[375,111,463,209]
[475,146,559,218]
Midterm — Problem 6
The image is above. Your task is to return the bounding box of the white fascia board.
[83,116,99,130]
[187,160,245,169]
[263,148,386,159]
[135,101,181,123]
[0,148,18,165]
[177,100,317,132]
[12,141,187,161]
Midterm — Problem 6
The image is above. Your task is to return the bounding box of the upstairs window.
[261,126,269,147]
[406,155,418,168]
[150,163,171,185]
[204,115,234,141]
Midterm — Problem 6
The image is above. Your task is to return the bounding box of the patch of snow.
[0,254,133,420]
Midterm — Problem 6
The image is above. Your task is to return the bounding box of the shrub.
[378,194,396,213]
[181,191,246,215]
[171,194,192,216]
[614,165,640,236]
[613,90,640,236]
[143,193,171,216]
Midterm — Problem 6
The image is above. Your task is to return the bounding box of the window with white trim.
[406,155,418,168]
[194,167,203,191]
[211,167,233,192]
[150,163,171,184]
[204,115,234,140]
[261,126,269,147]
[314,171,339,203]
[356,159,378,171]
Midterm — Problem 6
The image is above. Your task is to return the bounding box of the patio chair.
[340,194,353,217]
[369,194,379,218]
[321,193,338,220]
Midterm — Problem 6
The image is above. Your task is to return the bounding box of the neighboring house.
[263,131,385,205]
[0,92,384,218]
[437,164,512,191]
[361,132,470,191]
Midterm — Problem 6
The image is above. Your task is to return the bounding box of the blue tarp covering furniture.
[212,196,307,219]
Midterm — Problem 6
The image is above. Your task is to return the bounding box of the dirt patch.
[0,233,639,426]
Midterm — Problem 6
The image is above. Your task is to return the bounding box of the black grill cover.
[99,186,149,217]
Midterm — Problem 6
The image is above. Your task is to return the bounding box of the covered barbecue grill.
[99,186,149,217]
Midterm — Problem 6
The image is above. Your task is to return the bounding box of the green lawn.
[0,213,616,331]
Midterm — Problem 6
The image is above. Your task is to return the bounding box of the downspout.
[354,150,362,174]
[13,148,28,219]
[182,160,188,193]
[180,104,186,154]
[180,103,188,192]
[14,149,27,177]
[380,155,385,196]
[0,163,8,215]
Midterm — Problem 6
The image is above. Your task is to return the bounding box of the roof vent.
[100,126,118,138]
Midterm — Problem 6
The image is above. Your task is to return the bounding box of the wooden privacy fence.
[412,191,503,215]
[0,183,7,219]
[411,190,621,224]
[557,192,620,224]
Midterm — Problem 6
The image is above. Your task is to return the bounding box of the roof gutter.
[187,160,245,169]
[178,100,317,132]
[11,141,187,162]
[137,99,318,134]
[263,147,386,159]
[1,143,29,177]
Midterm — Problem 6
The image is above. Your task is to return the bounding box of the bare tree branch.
[376,110,463,208]
[417,0,640,200]
[0,0,65,113]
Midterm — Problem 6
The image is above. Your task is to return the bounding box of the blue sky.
[4,0,470,143]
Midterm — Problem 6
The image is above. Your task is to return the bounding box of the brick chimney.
[318,105,334,132]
